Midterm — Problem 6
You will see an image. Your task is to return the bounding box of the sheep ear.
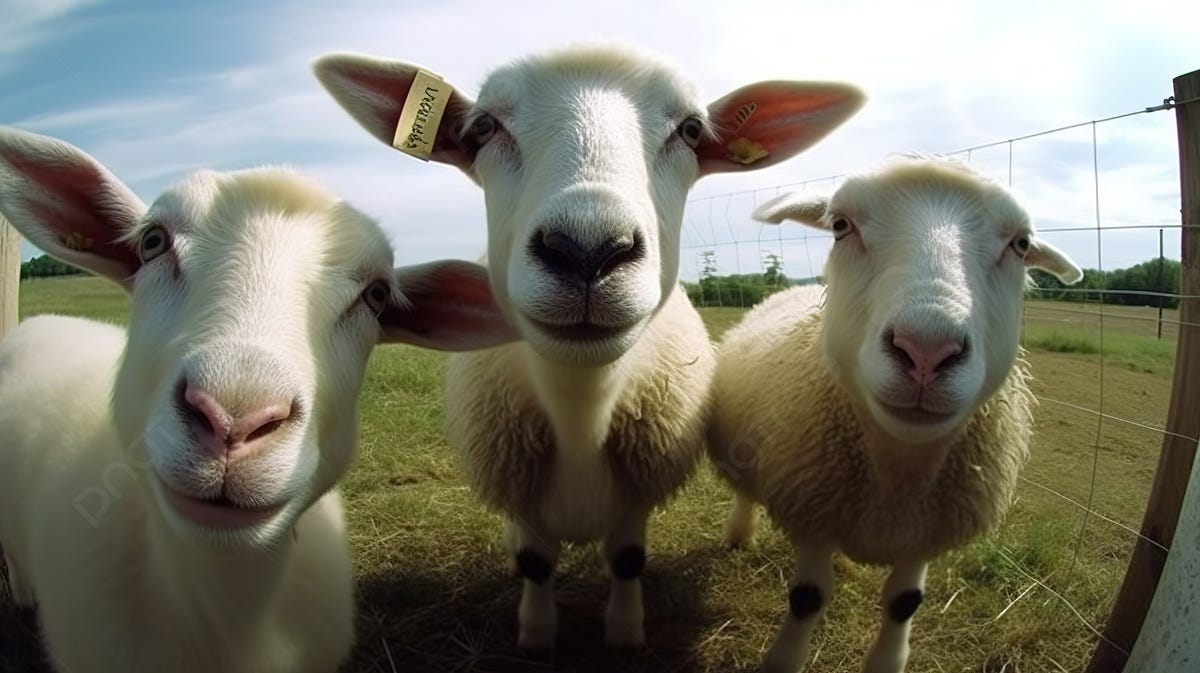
[380,259,519,350]
[751,191,830,228]
[698,81,865,175]
[0,127,145,291]
[312,53,476,172]
[1027,237,1083,285]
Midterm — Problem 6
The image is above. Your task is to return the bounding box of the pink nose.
[183,384,294,460]
[891,330,964,386]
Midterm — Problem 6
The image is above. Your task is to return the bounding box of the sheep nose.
[532,229,642,286]
[889,329,965,385]
[182,384,294,460]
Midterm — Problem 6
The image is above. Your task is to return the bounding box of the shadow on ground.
[344,542,746,673]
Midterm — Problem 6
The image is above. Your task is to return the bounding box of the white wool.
[708,156,1082,673]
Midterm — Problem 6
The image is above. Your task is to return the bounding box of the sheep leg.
[508,518,560,650]
[723,492,760,547]
[863,560,928,673]
[602,508,649,648]
[760,544,835,673]
[3,551,35,607]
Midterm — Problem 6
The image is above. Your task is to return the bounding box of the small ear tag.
[64,231,94,251]
[727,137,769,165]
[392,69,451,161]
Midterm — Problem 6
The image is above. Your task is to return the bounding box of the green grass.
[1024,324,1177,375]
[1,279,1175,672]
[16,275,131,325]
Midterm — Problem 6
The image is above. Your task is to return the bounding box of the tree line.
[1029,258,1181,309]
[683,251,814,307]
[684,251,1181,309]
[20,255,84,279]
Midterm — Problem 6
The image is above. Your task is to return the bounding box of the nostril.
[229,402,294,447]
[244,418,283,444]
[595,234,642,279]
[883,329,915,370]
[182,383,231,441]
[933,338,967,372]
[534,230,586,276]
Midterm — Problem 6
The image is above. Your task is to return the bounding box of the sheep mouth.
[524,316,632,343]
[161,482,284,530]
[879,403,956,426]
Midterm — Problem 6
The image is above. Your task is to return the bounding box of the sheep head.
[0,127,515,549]
[314,45,864,366]
[754,157,1081,444]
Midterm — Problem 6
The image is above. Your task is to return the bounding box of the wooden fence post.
[1085,67,1200,673]
[0,215,18,338]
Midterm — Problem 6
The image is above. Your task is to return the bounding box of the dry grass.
[0,280,1174,672]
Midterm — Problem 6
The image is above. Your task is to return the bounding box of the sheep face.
[755,159,1081,444]
[467,56,702,366]
[103,170,391,548]
[0,127,516,551]
[313,46,866,367]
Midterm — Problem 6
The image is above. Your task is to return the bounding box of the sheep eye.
[677,117,704,149]
[471,114,497,145]
[831,216,854,241]
[139,225,170,262]
[1011,235,1031,258]
[363,280,392,315]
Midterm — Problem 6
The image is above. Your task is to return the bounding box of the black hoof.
[610,545,646,580]
[515,548,553,584]
[888,589,923,622]
[788,583,823,620]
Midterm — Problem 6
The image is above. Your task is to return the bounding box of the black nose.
[532,229,643,285]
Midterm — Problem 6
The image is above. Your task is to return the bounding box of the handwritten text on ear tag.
[392,69,450,161]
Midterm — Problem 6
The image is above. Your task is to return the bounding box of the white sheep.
[707,156,1083,673]
[313,45,865,648]
[0,127,515,673]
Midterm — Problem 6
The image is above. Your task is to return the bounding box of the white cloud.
[5,0,1196,273]
[0,0,99,72]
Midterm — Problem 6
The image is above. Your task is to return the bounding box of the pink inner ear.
[699,82,864,173]
[380,263,516,350]
[9,153,142,276]
[354,70,420,142]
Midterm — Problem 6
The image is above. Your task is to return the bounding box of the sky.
[2,0,1197,282]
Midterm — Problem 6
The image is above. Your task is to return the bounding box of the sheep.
[312,45,865,648]
[0,127,515,673]
[706,156,1083,673]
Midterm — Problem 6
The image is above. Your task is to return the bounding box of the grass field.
[0,276,1178,672]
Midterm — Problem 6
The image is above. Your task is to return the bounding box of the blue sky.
[3,0,1198,280]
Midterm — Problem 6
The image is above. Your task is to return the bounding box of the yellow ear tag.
[727,137,769,165]
[392,69,450,162]
[63,231,94,251]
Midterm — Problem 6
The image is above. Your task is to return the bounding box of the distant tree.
[700,250,718,280]
[762,252,784,287]
[20,254,83,279]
